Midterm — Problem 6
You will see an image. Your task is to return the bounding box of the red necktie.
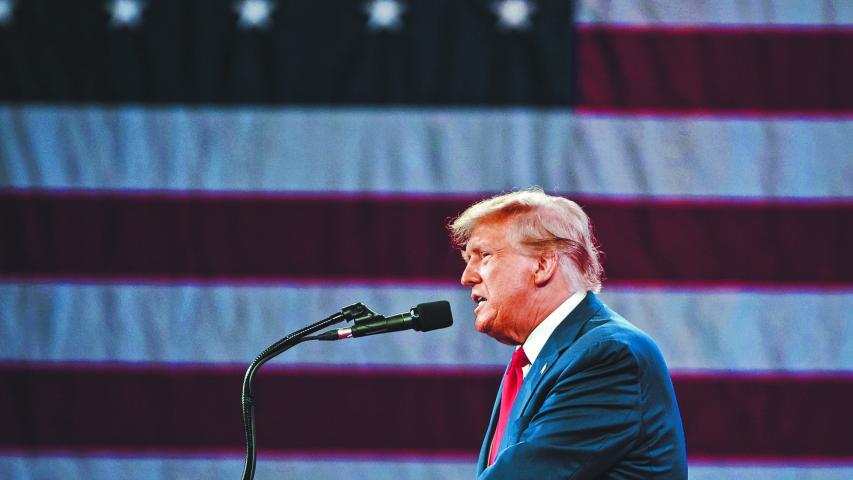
[489,347,530,465]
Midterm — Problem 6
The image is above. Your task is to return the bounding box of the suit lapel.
[479,293,607,467]
[477,364,508,472]
[504,293,605,441]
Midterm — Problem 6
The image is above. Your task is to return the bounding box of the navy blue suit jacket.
[476,292,687,479]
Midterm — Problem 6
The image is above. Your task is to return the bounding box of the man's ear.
[533,253,560,287]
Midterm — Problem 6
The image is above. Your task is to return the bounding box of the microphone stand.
[240,303,377,480]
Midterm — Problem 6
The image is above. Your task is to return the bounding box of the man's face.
[461,219,539,345]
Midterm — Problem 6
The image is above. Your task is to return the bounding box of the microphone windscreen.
[414,301,453,331]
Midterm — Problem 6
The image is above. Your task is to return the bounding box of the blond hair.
[449,187,603,293]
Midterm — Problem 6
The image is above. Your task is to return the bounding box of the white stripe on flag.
[577,0,853,26]
[0,456,474,480]
[688,463,853,480]
[2,455,852,480]
[3,283,850,371]
[2,106,850,198]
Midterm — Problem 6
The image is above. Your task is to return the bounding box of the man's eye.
[481,251,490,258]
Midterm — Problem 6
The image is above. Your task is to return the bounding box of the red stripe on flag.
[1,191,850,286]
[675,372,853,460]
[1,363,853,460]
[0,363,495,456]
[577,26,853,113]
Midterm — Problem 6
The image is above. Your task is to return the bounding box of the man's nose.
[461,262,479,286]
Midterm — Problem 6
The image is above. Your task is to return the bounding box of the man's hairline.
[460,212,562,265]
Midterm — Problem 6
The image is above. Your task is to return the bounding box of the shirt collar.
[521,290,587,367]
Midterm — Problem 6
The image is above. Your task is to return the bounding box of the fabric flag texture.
[1,0,852,479]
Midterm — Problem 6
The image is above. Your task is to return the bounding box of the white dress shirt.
[520,290,587,378]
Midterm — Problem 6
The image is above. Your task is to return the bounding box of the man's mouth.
[472,294,487,311]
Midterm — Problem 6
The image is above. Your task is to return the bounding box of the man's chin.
[474,317,490,335]
[476,318,517,346]
[474,316,498,338]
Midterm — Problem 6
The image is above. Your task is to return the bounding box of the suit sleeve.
[478,340,643,480]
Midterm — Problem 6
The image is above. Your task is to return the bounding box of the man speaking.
[449,188,687,479]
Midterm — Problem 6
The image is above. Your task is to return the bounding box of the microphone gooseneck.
[240,300,453,479]
[241,302,374,480]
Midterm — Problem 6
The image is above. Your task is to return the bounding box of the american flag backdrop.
[1,0,852,479]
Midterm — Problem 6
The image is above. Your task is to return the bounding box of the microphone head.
[413,301,453,332]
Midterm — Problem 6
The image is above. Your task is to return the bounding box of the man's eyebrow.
[460,244,479,260]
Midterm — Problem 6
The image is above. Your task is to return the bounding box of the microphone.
[317,301,453,340]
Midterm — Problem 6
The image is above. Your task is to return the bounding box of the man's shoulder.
[556,306,669,376]
[576,304,652,347]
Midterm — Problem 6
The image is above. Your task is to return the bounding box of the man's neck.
[520,290,587,370]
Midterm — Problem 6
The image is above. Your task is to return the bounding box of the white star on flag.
[365,0,405,32]
[106,0,145,28]
[492,0,536,31]
[0,0,15,26]
[235,0,276,30]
